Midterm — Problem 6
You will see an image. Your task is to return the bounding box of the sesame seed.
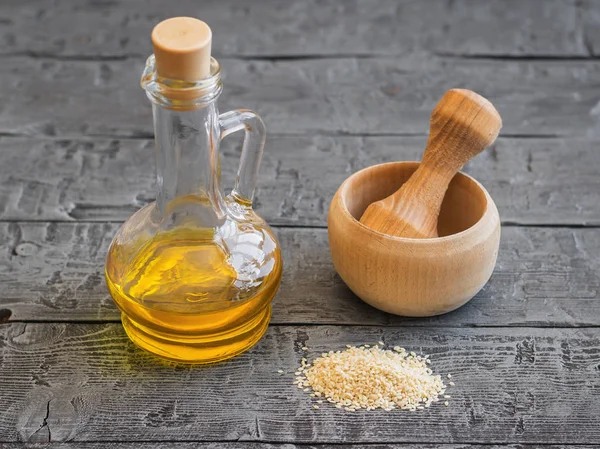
[447,374,452,379]
[302,347,309,351]
[444,401,449,406]
[313,405,319,409]
[294,344,448,412]
[378,341,385,346]
[444,395,451,399]
[277,369,283,373]
[449,382,455,386]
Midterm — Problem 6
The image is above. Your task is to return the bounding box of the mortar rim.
[335,161,499,245]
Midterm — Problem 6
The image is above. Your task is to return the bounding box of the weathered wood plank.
[0,223,598,327]
[0,324,598,443]
[581,0,600,57]
[0,136,598,226]
[10,442,578,449]
[0,0,588,58]
[1,57,600,138]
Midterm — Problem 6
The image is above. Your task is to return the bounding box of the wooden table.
[1,1,599,447]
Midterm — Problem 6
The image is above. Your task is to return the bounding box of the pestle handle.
[422,89,501,174]
[360,89,502,238]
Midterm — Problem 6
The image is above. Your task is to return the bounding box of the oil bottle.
[105,17,282,363]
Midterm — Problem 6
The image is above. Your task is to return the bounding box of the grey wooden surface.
[2,324,599,444]
[3,56,600,138]
[1,224,599,327]
[0,0,593,58]
[0,0,599,447]
[1,136,599,225]
[0,444,578,449]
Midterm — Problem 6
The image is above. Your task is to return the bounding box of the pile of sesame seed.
[291,343,451,412]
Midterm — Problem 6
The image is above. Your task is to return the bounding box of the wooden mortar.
[328,162,500,316]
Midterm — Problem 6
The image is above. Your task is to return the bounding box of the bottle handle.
[219,109,266,206]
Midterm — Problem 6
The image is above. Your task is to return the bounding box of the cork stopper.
[151,17,212,82]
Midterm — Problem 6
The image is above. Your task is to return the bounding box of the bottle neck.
[142,55,227,227]
[152,102,226,225]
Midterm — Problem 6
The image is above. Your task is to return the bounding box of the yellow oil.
[105,226,282,363]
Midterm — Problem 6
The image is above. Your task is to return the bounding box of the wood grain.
[0,223,598,327]
[1,56,600,138]
[580,0,600,57]
[0,323,599,443]
[0,445,594,449]
[0,136,598,226]
[0,0,589,59]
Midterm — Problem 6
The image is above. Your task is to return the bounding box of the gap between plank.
[0,131,565,139]
[3,320,600,329]
[2,50,600,63]
[0,439,596,446]
[0,220,598,229]
[434,52,600,61]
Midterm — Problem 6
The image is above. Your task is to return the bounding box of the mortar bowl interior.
[327,161,501,317]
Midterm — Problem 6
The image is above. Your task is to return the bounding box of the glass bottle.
[105,19,282,364]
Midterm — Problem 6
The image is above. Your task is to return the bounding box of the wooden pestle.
[359,89,502,238]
